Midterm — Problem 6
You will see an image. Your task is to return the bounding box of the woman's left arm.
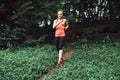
[65,19,69,30]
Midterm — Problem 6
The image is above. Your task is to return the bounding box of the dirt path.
[37,43,74,80]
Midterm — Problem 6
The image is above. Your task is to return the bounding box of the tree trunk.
[71,0,76,41]
[108,0,114,20]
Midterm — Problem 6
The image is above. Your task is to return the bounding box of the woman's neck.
[57,18,62,20]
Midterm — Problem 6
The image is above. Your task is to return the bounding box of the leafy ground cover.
[0,44,58,80]
[45,39,120,80]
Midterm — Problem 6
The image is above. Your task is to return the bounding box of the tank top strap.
[55,19,64,24]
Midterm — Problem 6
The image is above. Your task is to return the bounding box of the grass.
[44,39,120,80]
[0,44,58,80]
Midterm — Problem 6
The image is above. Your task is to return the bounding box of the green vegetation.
[45,39,120,80]
[0,36,120,80]
[0,0,120,79]
[1,0,120,48]
[0,44,57,80]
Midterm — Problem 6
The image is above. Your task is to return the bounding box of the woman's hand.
[53,20,62,29]
[64,19,69,30]
[65,27,68,30]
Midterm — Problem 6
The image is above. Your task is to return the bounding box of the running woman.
[53,10,69,67]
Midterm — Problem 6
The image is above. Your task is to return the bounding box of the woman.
[53,10,69,67]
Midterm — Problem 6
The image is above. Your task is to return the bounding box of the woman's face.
[57,11,63,19]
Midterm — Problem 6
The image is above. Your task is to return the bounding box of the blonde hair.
[57,10,63,14]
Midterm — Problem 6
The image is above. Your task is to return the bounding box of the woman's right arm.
[53,20,60,29]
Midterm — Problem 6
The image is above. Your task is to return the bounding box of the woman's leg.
[58,50,63,63]
[55,37,59,52]
[58,37,64,64]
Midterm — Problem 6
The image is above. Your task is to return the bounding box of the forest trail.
[37,42,74,80]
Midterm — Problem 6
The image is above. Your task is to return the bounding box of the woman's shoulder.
[63,19,68,23]
[63,18,67,21]
[63,19,67,21]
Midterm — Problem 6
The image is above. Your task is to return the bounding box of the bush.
[24,34,54,46]
[0,25,26,49]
